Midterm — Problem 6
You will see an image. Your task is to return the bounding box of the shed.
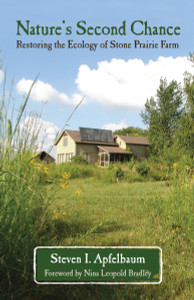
[32,151,55,164]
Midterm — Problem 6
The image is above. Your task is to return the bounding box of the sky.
[0,0,193,157]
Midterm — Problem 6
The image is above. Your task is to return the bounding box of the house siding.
[56,134,76,164]
[116,136,127,149]
[115,136,148,161]
[126,144,148,161]
[76,144,98,164]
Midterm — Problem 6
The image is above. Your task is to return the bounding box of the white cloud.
[76,56,193,109]
[0,69,3,82]
[16,78,82,105]
[20,116,59,156]
[102,120,128,131]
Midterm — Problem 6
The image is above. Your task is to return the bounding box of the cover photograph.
[0,0,193,299]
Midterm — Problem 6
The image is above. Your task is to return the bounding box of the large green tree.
[141,78,183,155]
[113,126,148,137]
[176,53,194,154]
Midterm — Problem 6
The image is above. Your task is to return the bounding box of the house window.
[58,154,65,164]
[66,153,73,162]
[82,153,89,161]
[63,137,68,147]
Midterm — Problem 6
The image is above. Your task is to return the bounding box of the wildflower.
[80,200,85,206]
[34,162,42,170]
[29,158,35,165]
[75,188,83,196]
[62,212,66,216]
[52,209,60,220]
[61,172,70,180]
[60,181,69,189]
[52,214,59,220]
[43,166,50,174]
[173,163,178,168]
[185,165,190,171]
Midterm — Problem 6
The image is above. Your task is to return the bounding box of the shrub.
[136,162,150,176]
[115,167,124,179]
[71,155,88,165]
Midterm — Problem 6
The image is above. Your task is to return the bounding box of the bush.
[71,155,88,165]
[50,161,94,180]
[115,167,124,179]
[136,162,150,176]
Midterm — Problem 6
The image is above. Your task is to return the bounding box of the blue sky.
[0,0,193,156]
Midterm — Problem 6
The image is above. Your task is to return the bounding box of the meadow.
[0,155,193,299]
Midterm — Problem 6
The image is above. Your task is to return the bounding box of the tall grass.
[166,160,193,239]
[0,70,52,299]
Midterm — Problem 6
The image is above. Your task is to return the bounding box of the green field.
[35,177,193,300]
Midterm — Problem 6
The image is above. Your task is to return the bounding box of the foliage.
[71,155,88,165]
[175,54,194,155]
[50,161,94,179]
[136,162,150,176]
[115,167,124,179]
[141,78,183,155]
[113,126,148,137]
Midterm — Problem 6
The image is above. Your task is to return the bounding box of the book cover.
[0,0,193,299]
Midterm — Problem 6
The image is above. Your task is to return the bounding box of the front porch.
[97,146,132,167]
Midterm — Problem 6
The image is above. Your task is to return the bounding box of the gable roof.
[66,130,81,143]
[55,130,149,147]
[55,130,116,146]
[116,135,149,146]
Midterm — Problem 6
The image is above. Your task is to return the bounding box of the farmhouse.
[55,127,149,166]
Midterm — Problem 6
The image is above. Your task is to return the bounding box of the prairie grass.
[0,71,55,299]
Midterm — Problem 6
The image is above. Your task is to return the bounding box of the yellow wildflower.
[34,163,42,170]
[75,188,83,196]
[61,172,71,180]
[185,165,190,171]
[80,200,85,206]
[52,208,60,220]
[43,166,50,174]
[173,163,178,168]
[29,158,35,165]
[60,181,69,189]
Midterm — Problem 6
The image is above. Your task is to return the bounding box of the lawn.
[42,177,193,300]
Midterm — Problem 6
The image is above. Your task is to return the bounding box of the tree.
[141,78,183,155]
[175,53,194,154]
[113,126,148,137]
